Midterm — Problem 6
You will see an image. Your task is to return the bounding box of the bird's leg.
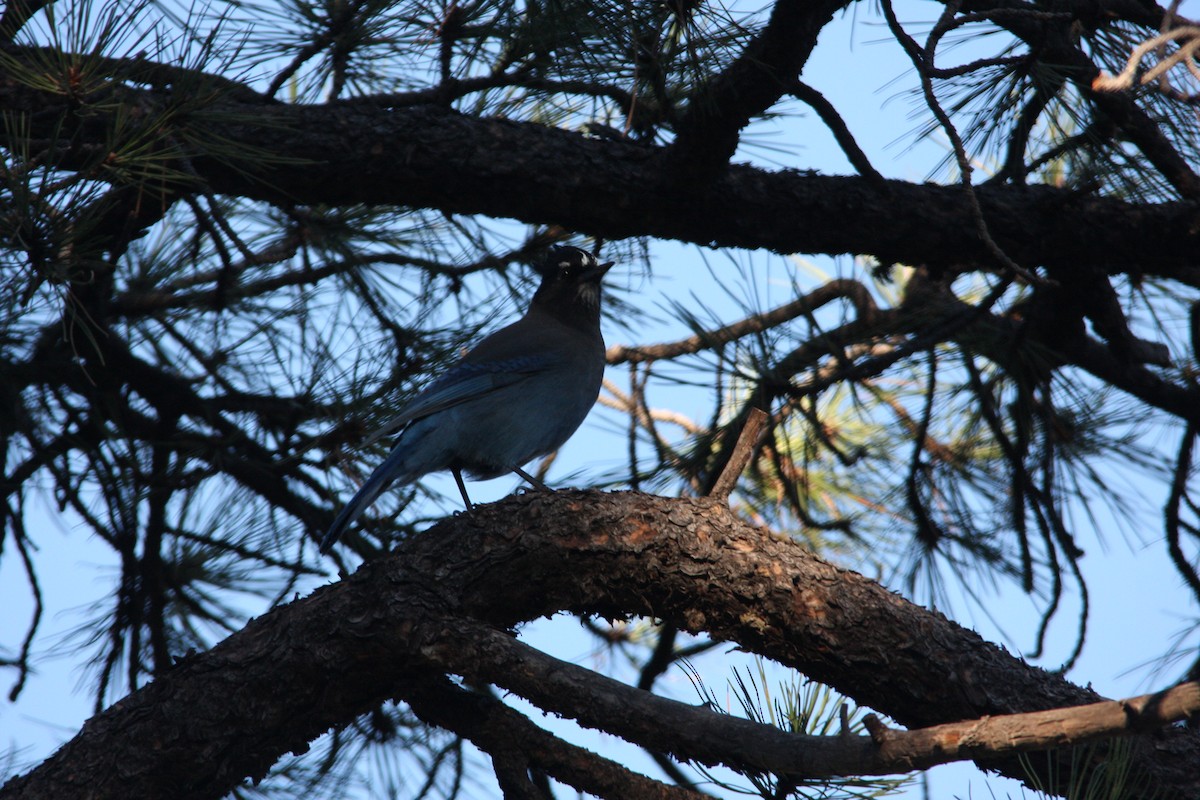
[452,468,474,511]
[510,465,550,492]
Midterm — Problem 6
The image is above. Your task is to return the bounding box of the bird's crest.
[535,245,600,278]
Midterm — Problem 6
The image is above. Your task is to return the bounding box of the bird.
[319,245,612,553]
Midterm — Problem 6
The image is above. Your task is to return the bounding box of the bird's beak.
[585,261,615,281]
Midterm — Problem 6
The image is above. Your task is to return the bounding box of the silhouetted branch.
[6,491,1200,799]
[404,677,701,800]
[607,279,880,366]
[5,48,1198,275]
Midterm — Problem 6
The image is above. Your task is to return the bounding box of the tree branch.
[422,618,1200,777]
[956,0,1200,198]
[606,279,880,366]
[668,0,850,176]
[791,81,885,183]
[5,492,1200,800]
[0,0,49,43]
[2,54,1198,279]
[403,676,702,800]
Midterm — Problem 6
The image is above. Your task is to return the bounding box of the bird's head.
[531,245,613,322]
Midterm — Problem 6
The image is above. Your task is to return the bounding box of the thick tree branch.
[422,620,1200,777]
[2,57,1198,279]
[4,492,1200,800]
[669,0,849,176]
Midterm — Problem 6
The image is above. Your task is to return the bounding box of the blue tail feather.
[319,445,412,553]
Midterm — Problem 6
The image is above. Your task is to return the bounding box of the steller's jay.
[319,245,612,553]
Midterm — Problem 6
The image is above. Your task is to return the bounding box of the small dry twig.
[709,407,768,502]
[1092,26,1200,104]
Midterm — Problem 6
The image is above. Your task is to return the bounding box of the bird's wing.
[362,354,555,445]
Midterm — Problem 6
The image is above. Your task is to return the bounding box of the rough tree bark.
[3,491,1197,800]
[1,61,1198,277]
